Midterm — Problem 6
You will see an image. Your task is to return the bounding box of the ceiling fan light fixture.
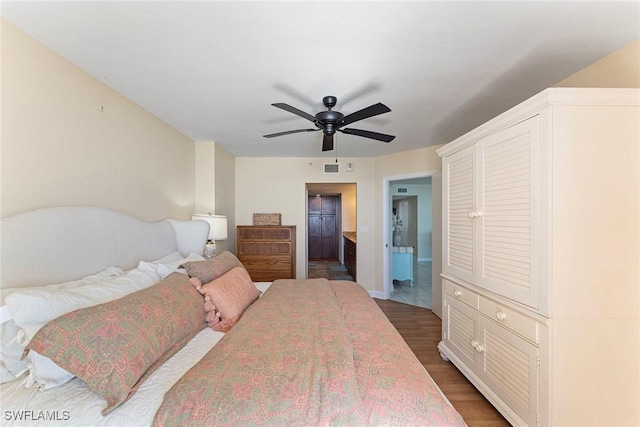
[323,123,336,135]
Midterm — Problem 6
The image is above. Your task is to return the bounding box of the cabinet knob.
[468,211,475,218]
[454,290,462,297]
[496,311,506,321]
[475,210,483,217]
[470,340,478,348]
[476,344,484,353]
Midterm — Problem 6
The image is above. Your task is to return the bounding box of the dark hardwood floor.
[375,298,510,427]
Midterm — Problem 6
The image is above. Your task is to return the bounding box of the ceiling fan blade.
[339,128,396,143]
[263,129,318,138]
[340,102,391,127]
[322,134,334,152]
[271,103,317,122]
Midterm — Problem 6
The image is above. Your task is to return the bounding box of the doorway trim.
[382,171,436,300]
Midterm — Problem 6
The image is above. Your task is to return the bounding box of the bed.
[0,207,465,426]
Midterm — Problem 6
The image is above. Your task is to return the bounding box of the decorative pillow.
[180,251,246,284]
[191,267,261,332]
[1,266,125,384]
[27,273,206,414]
[5,262,161,390]
[6,262,159,344]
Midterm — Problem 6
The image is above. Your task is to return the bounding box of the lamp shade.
[192,214,228,241]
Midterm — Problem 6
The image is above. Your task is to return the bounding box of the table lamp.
[192,213,228,258]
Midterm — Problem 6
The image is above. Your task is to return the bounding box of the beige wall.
[235,157,376,287]
[214,143,236,253]
[555,39,640,88]
[1,20,195,221]
[195,142,216,214]
[234,147,443,293]
[340,184,357,234]
[194,141,235,252]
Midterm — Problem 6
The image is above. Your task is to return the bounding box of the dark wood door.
[308,195,339,260]
[308,196,322,215]
[308,215,322,259]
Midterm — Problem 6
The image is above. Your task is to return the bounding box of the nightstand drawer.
[480,297,538,344]
[444,280,479,309]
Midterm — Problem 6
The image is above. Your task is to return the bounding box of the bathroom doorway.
[385,175,434,310]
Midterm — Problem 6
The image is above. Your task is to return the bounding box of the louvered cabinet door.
[442,296,480,371]
[477,116,540,308]
[479,317,539,426]
[442,145,477,284]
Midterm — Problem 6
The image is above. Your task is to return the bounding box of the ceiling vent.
[397,187,408,193]
[323,163,340,174]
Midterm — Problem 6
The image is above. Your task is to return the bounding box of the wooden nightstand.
[236,225,296,281]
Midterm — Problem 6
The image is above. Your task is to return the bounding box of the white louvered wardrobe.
[437,88,639,426]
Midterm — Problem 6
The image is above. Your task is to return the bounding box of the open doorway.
[384,174,434,310]
[305,183,356,281]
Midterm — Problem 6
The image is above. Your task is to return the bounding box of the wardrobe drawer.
[480,297,538,344]
[444,280,479,309]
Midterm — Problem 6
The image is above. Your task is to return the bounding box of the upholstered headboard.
[0,207,208,289]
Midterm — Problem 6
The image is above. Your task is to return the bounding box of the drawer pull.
[496,311,506,321]
[454,290,462,297]
[470,340,484,352]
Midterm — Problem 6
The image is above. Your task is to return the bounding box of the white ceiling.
[3,1,638,158]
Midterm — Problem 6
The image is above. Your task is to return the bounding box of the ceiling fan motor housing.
[315,110,344,135]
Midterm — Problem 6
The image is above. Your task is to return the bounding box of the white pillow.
[0,266,125,384]
[5,262,162,390]
[0,266,125,305]
[163,252,205,270]
[151,251,184,265]
[20,351,75,390]
[145,252,206,279]
[1,319,29,383]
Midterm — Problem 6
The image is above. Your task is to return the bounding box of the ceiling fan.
[263,95,395,152]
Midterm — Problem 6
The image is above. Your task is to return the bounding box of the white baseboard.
[369,290,384,299]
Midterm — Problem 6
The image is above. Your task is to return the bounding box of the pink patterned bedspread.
[153,279,465,426]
